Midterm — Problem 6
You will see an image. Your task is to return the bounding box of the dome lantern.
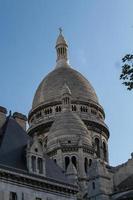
[55,28,69,68]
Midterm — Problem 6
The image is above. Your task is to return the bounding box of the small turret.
[87,159,112,200]
[26,133,45,175]
[61,83,71,111]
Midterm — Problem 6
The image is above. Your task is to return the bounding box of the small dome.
[47,110,92,150]
[32,66,99,109]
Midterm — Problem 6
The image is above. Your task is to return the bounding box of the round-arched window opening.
[95,138,100,158]
[89,159,92,167]
[92,182,95,190]
[31,156,36,172]
[72,105,77,111]
[38,157,43,174]
[103,141,107,161]
[50,108,52,113]
[84,157,88,173]
[71,156,77,169]
[55,106,58,112]
[65,156,70,170]
[59,106,61,112]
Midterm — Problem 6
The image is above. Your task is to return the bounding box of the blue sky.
[0,0,133,166]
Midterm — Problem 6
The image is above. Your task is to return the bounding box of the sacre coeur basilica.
[0,30,133,200]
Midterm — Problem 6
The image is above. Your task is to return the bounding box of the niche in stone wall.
[84,157,88,173]
[65,156,70,170]
[95,138,100,158]
[71,156,77,169]
[103,141,107,162]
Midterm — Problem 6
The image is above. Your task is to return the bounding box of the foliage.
[120,54,133,90]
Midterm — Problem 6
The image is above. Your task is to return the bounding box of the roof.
[117,175,133,191]
[0,117,72,185]
[45,156,71,184]
[113,190,133,200]
[47,110,92,149]
[0,117,29,170]
[32,66,99,109]
[87,159,109,178]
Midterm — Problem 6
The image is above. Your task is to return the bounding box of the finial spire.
[9,110,12,117]
[59,27,63,34]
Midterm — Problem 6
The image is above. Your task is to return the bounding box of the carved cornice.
[0,165,78,195]
[47,145,94,155]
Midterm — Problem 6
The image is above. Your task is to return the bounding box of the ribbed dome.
[32,66,99,109]
[47,110,92,149]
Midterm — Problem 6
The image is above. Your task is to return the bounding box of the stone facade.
[0,167,77,200]
[0,31,133,200]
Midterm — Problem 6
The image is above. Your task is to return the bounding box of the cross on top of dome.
[59,27,63,35]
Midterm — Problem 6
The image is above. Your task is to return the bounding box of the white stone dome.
[32,66,99,109]
[47,110,92,151]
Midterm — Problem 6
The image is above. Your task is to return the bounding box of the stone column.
[0,106,7,128]
[57,148,63,169]
[78,146,87,190]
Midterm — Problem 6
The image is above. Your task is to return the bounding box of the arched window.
[83,107,86,112]
[71,156,77,169]
[31,156,36,172]
[92,182,95,190]
[38,157,43,174]
[36,112,41,119]
[58,48,60,55]
[103,142,107,161]
[64,97,69,104]
[72,105,77,111]
[91,109,97,115]
[43,136,48,148]
[55,106,59,112]
[50,108,52,113]
[58,106,61,112]
[89,159,92,167]
[55,106,61,112]
[9,192,17,200]
[65,156,70,170]
[95,138,100,158]
[84,157,88,173]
